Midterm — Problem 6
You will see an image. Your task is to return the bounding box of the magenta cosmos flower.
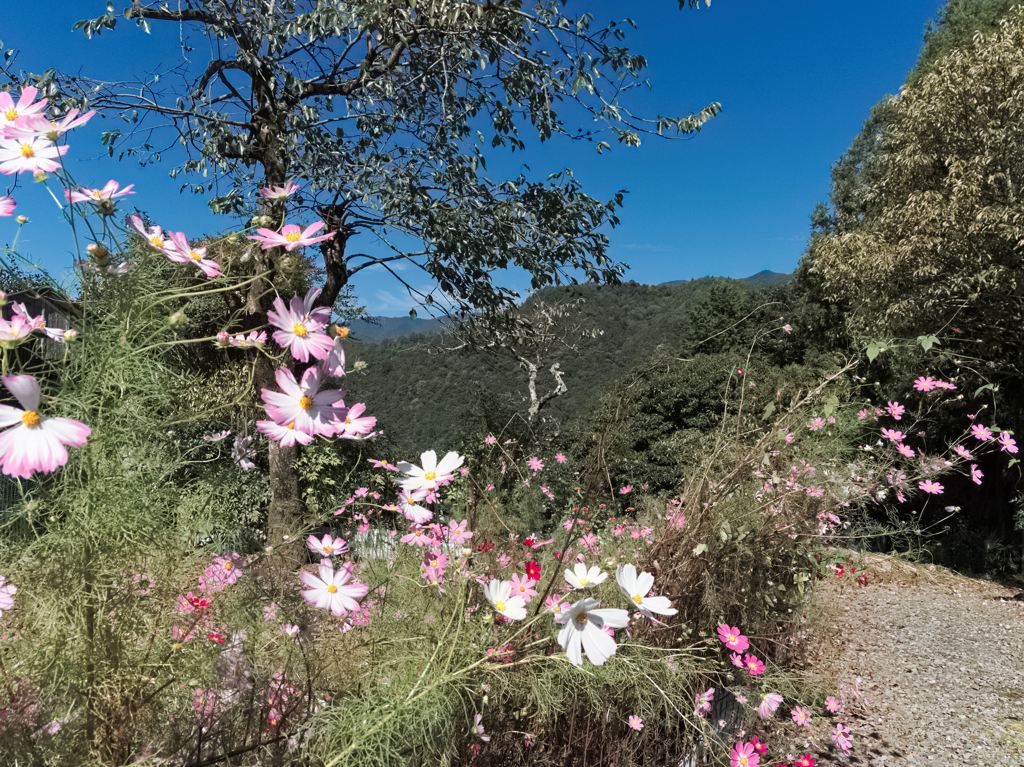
[717,623,750,652]
[300,559,368,617]
[130,215,173,252]
[248,221,335,251]
[0,86,48,129]
[0,375,90,478]
[267,289,334,363]
[259,366,344,438]
[65,179,135,205]
[918,479,944,495]
[165,231,222,278]
[742,653,766,675]
[729,740,759,767]
[331,402,377,439]
[0,136,68,175]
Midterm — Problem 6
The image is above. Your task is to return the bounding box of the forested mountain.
[345,275,786,451]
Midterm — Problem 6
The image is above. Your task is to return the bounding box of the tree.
[48,1,719,540]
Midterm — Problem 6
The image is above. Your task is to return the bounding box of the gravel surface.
[813,561,1024,766]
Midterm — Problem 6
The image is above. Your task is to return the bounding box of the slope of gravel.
[810,559,1024,766]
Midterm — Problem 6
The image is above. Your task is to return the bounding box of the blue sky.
[4,1,944,314]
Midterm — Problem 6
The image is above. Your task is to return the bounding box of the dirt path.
[810,558,1024,766]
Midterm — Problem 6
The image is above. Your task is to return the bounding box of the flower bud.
[86,242,110,265]
[63,328,79,342]
[32,171,47,183]
[15,215,28,224]
[333,324,350,339]
[168,309,187,326]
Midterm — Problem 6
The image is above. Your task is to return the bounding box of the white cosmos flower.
[563,561,607,590]
[397,449,464,494]
[555,598,629,666]
[482,578,527,621]
[615,563,677,617]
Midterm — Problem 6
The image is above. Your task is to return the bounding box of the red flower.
[834,564,845,578]
[476,540,495,554]
[525,560,541,581]
[856,573,869,587]
[207,631,226,645]
[522,536,536,549]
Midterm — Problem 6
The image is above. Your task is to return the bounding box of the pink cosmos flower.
[807,417,826,431]
[400,525,433,547]
[0,196,14,217]
[918,479,944,495]
[510,573,538,603]
[0,375,91,478]
[260,366,344,438]
[831,723,852,755]
[970,464,983,485]
[970,424,994,441]
[370,458,400,472]
[527,456,544,473]
[729,740,760,767]
[0,575,16,617]
[248,221,335,251]
[784,431,795,443]
[885,401,905,420]
[896,443,916,459]
[953,445,973,460]
[758,692,783,719]
[318,337,347,378]
[258,181,300,200]
[0,86,48,128]
[129,214,174,252]
[256,419,315,447]
[447,519,473,545]
[791,706,812,726]
[484,434,497,445]
[267,289,334,363]
[165,231,222,278]
[880,428,905,442]
[782,323,793,334]
[299,559,368,616]
[554,451,567,464]
[717,623,750,652]
[619,484,633,495]
[913,376,936,392]
[824,695,843,714]
[730,652,744,668]
[743,653,766,675]
[694,686,715,716]
[627,715,644,732]
[65,179,135,204]
[332,402,377,439]
[307,533,348,558]
[199,553,244,592]
[857,408,871,420]
[998,432,1018,454]
[0,136,68,175]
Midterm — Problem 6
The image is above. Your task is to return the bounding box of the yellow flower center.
[323,546,333,555]
[335,325,350,339]
[344,415,352,424]
[20,143,34,158]
[189,250,203,262]
[423,471,436,481]
[91,190,103,199]
[575,613,588,626]
[21,410,41,428]
[284,231,301,242]
[326,584,337,594]
[494,600,506,612]
[292,323,308,337]
[578,577,589,586]
[148,235,164,249]
[223,561,233,571]
[4,109,18,121]
[430,559,439,567]
[631,594,643,605]
[298,395,314,411]
[740,758,749,767]
[286,421,296,430]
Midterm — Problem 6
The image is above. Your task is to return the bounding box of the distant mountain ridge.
[352,270,791,342]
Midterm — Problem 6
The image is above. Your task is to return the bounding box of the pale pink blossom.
[824,695,843,714]
[165,231,222,278]
[0,196,14,216]
[791,706,811,726]
[0,375,91,478]
[918,479,944,495]
[256,419,314,447]
[0,86,48,129]
[970,424,994,441]
[260,366,344,438]
[447,519,473,545]
[885,401,905,420]
[998,432,1018,455]
[509,573,538,603]
[0,136,68,175]
[258,181,300,200]
[267,289,334,362]
[300,559,368,616]
[694,686,715,716]
[554,451,567,464]
[831,723,852,755]
[527,456,544,473]
[627,715,644,732]
[248,221,335,251]
[65,179,135,205]
[758,692,783,719]
[307,533,348,558]
[970,464,983,485]
[0,575,16,617]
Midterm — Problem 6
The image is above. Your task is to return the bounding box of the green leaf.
[866,341,883,362]
[917,334,939,352]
